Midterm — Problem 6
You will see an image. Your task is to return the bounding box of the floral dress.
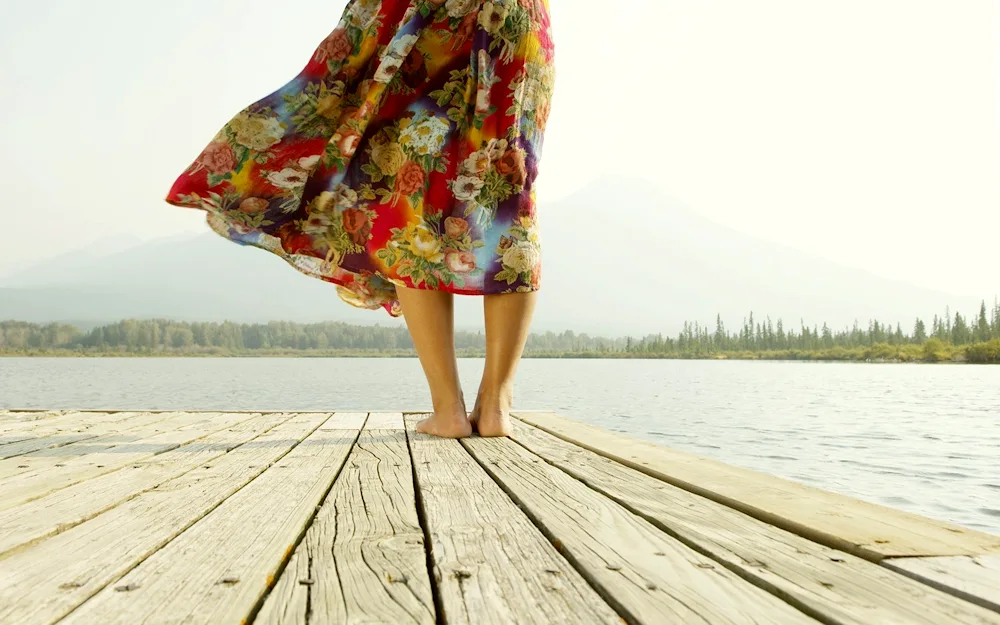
[166,0,555,316]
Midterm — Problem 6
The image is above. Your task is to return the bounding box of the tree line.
[1,300,999,363]
[621,300,1000,362]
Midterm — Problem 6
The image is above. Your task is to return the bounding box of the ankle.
[431,393,466,417]
[476,383,513,406]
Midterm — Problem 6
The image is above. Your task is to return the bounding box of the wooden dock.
[1,409,998,625]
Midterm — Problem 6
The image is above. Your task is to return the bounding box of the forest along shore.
[3,301,999,363]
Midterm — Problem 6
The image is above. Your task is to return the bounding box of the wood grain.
[0,413,332,625]
[257,412,435,625]
[0,410,64,424]
[0,412,293,557]
[0,410,136,439]
[365,412,407,430]
[511,421,1000,625]
[0,411,215,479]
[885,554,1000,613]
[0,411,146,452]
[322,412,368,429]
[0,411,255,509]
[0,411,171,459]
[514,412,1000,560]
[465,435,816,625]
[59,413,360,625]
[406,415,622,625]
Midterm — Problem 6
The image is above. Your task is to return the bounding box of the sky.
[0,0,997,298]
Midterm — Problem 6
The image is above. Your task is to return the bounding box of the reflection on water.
[3,357,999,533]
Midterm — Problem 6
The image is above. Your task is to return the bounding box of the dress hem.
[165,197,539,318]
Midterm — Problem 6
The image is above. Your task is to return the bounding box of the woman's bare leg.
[472,291,538,437]
[396,286,472,438]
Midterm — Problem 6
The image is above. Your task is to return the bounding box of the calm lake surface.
[2,357,999,534]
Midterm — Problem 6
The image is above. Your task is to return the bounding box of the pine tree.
[976,301,990,342]
[952,312,970,345]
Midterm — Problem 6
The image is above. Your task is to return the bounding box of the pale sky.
[0,0,997,297]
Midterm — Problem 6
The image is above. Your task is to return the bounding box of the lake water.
[2,357,999,534]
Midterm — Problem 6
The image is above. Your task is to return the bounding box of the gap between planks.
[505,420,1000,625]
[461,434,817,624]
[883,554,1000,614]
[513,412,1000,561]
[255,412,437,625]
[55,413,366,625]
[0,413,348,624]
[0,412,299,559]
[404,414,623,625]
[0,411,262,511]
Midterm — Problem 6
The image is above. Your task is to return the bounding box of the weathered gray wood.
[406,415,622,625]
[0,411,121,449]
[465,435,817,625]
[885,555,1000,613]
[59,413,361,625]
[365,411,407,430]
[0,411,169,459]
[0,411,212,480]
[323,412,368,429]
[257,412,435,625]
[510,421,1000,625]
[0,412,293,557]
[0,413,333,625]
[1,431,104,459]
[0,410,133,438]
[0,411,255,509]
[514,412,1000,560]
[0,410,64,423]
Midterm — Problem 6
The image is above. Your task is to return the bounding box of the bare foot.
[416,411,473,439]
[471,387,513,438]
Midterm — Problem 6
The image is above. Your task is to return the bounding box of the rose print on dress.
[166,0,555,315]
[495,215,541,290]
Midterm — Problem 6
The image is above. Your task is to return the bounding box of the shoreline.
[1,348,994,363]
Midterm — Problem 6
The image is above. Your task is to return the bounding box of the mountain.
[0,233,145,285]
[539,178,985,335]
[0,234,396,328]
[0,177,983,336]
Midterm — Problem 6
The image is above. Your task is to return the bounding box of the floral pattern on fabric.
[166,0,555,316]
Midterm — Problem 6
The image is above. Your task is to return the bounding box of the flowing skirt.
[166,0,555,316]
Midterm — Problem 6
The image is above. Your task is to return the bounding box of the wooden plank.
[464,435,817,625]
[2,430,106,459]
[364,412,406,429]
[514,412,1000,560]
[58,413,362,625]
[0,410,64,423]
[0,410,135,438]
[0,412,295,557]
[511,421,1000,625]
[322,412,368,429]
[0,410,151,445]
[0,411,65,429]
[885,555,1000,613]
[406,415,622,625]
[0,411,206,479]
[0,412,334,625]
[0,411,169,459]
[0,411,255,509]
[256,412,435,625]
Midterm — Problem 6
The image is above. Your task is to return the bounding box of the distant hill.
[0,177,984,335]
[0,234,393,328]
[539,178,985,335]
